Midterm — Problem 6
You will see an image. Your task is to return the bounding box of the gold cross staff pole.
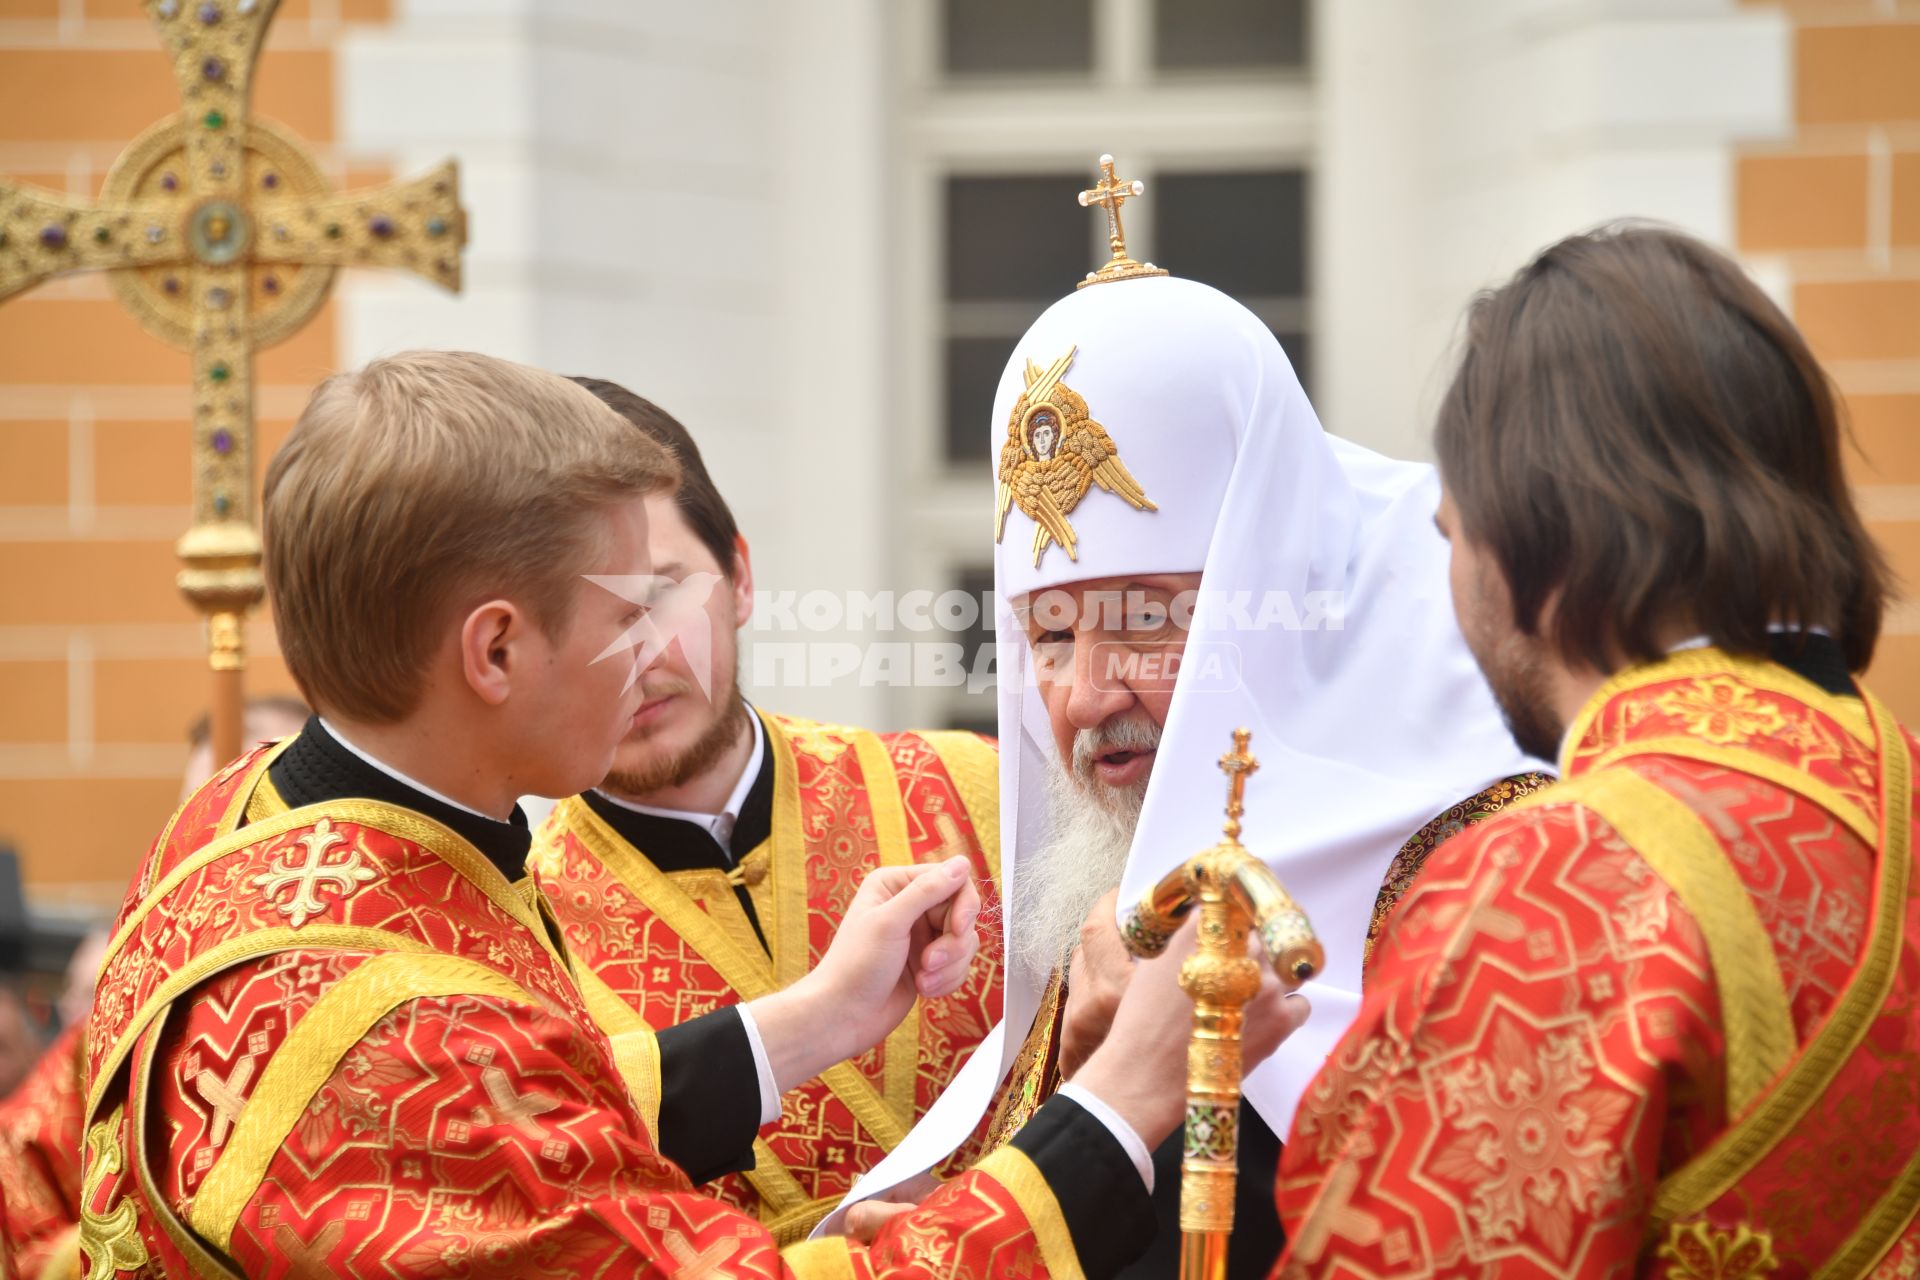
[1119,729,1324,1280]
[0,0,466,765]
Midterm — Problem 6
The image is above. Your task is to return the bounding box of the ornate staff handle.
[1118,729,1323,1280]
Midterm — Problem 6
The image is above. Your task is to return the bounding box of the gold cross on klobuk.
[1075,153,1167,289]
[0,0,466,763]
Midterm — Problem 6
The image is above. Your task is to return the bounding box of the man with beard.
[1272,226,1918,1275]
[528,379,1006,1242]
[833,164,1546,1276]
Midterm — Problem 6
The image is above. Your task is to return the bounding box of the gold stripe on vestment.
[1652,686,1912,1228]
[191,951,538,1249]
[975,1146,1086,1280]
[1541,769,1796,1115]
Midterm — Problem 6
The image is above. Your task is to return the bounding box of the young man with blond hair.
[77,349,1303,1280]
[527,377,1005,1241]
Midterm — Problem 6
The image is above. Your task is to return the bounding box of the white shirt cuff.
[1057,1081,1155,1193]
[735,1003,783,1126]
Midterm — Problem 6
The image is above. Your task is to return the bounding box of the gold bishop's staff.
[0,0,467,764]
[1120,729,1323,1280]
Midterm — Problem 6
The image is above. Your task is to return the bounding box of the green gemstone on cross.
[426,217,448,237]
[93,226,111,244]
[213,492,231,516]
[210,362,230,383]
[203,109,226,130]
[324,223,342,239]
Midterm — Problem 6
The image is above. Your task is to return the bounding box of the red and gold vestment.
[76,738,1093,1280]
[530,712,1005,1241]
[0,1023,86,1280]
[1275,648,1920,1278]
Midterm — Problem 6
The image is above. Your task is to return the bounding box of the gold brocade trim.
[552,795,910,1155]
[86,926,437,1125]
[1655,1220,1781,1279]
[919,729,1003,888]
[666,866,770,967]
[850,730,921,1135]
[975,1146,1086,1280]
[97,795,554,983]
[1590,737,1878,849]
[217,737,295,838]
[756,1189,840,1243]
[191,952,539,1248]
[778,1236,858,1280]
[128,1007,244,1280]
[984,974,1066,1150]
[764,713,815,990]
[574,965,664,1148]
[1652,687,1912,1228]
[1548,769,1795,1115]
[76,1109,148,1276]
[745,1138,814,1219]
[242,770,288,824]
[1815,1135,1920,1278]
[1561,648,1871,777]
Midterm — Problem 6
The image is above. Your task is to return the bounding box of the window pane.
[1153,0,1307,70]
[1155,170,1306,299]
[948,564,1000,733]
[947,174,1091,301]
[944,0,1094,74]
[946,336,1017,465]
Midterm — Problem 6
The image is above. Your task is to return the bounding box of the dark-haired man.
[529,379,1006,1240]
[1273,225,1918,1275]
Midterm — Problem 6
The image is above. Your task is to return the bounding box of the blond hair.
[264,350,678,722]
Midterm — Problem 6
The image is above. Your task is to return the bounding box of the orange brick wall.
[0,1,388,909]
[1735,1,1920,724]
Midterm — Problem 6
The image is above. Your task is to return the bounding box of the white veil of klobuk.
[820,274,1539,1232]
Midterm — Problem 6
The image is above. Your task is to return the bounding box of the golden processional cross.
[1076,153,1167,289]
[0,0,466,763]
[1121,729,1325,1280]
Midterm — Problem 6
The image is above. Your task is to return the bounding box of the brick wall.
[0,0,388,909]
[1736,0,1920,720]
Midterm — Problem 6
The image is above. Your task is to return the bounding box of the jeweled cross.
[1217,727,1260,842]
[1075,152,1167,289]
[252,818,376,928]
[0,0,466,763]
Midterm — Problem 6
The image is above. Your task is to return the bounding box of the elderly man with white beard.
[828,161,1549,1275]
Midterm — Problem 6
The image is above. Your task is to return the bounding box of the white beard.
[1008,751,1148,994]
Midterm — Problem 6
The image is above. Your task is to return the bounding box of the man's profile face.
[602,490,752,796]
[511,494,657,798]
[1019,572,1203,803]
[1436,490,1561,761]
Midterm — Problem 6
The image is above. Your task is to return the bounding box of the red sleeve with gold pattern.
[1274,800,1721,1278]
[141,952,1087,1280]
[0,1023,85,1280]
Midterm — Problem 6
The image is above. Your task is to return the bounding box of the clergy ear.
[458,600,522,706]
[729,535,755,627]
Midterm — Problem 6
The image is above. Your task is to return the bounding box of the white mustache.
[1070,715,1162,778]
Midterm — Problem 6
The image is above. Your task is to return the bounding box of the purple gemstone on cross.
[163,276,181,294]
[39,225,67,249]
[368,214,395,238]
[197,2,220,23]
[262,172,279,190]
[262,275,281,295]
[161,172,178,192]
[212,429,234,455]
[202,56,224,81]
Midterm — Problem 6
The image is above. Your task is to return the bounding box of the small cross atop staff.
[1218,727,1260,841]
[0,0,467,764]
[1076,153,1168,289]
